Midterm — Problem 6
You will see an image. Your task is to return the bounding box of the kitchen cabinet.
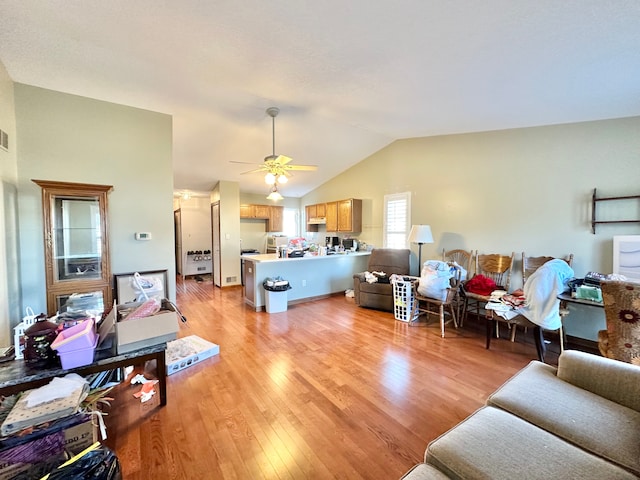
[268,206,284,232]
[325,202,338,231]
[307,198,362,233]
[338,198,362,232]
[240,204,271,219]
[240,204,283,232]
[33,179,113,315]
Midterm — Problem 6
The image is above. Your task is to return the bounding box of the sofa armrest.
[557,350,640,412]
[353,273,366,306]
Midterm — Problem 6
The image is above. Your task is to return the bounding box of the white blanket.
[519,259,574,330]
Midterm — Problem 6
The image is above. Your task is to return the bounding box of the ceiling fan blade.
[285,165,318,171]
[274,155,293,165]
[240,167,267,175]
[230,160,263,165]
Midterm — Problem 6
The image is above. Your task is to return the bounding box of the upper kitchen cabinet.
[337,198,362,232]
[306,198,362,233]
[33,179,113,315]
[240,203,283,232]
[268,206,284,232]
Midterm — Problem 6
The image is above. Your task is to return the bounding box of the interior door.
[211,201,221,287]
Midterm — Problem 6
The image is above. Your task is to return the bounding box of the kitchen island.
[242,252,371,311]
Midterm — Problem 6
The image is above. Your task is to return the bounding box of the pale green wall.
[15,84,175,314]
[0,61,20,345]
[302,117,640,340]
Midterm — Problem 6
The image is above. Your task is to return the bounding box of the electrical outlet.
[302,279,307,287]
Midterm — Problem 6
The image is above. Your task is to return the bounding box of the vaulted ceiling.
[1,1,639,197]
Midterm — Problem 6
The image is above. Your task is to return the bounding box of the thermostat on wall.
[135,232,152,241]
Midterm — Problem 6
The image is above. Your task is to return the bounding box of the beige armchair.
[353,248,410,312]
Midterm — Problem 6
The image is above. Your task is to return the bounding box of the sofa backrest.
[368,248,410,276]
[557,349,640,412]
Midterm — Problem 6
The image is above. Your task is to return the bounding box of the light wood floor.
[104,276,558,479]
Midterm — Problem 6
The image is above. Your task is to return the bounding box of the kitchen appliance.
[342,238,358,251]
[325,236,340,247]
[267,235,289,249]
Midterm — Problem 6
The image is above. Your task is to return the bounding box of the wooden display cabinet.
[33,180,113,316]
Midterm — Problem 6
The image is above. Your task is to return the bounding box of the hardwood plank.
[103,275,561,479]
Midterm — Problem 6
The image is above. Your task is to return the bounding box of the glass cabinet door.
[33,180,113,316]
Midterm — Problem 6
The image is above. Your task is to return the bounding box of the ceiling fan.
[232,107,317,185]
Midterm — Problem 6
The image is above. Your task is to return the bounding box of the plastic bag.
[263,276,292,291]
[131,272,164,301]
[44,443,121,480]
[417,260,453,301]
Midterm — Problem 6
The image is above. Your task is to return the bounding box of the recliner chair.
[353,248,411,312]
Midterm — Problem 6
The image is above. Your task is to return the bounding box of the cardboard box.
[166,335,220,375]
[101,299,179,354]
[0,415,96,480]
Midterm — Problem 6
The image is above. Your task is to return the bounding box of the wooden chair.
[506,253,575,344]
[463,252,515,323]
[599,280,640,365]
[442,249,473,275]
[486,257,575,362]
[415,264,462,338]
[442,249,473,324]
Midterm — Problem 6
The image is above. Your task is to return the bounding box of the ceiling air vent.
[0,129,8,151]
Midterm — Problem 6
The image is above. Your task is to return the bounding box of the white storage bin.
[265,290,288,313]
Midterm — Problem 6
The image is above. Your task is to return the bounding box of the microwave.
[267,236,288,248]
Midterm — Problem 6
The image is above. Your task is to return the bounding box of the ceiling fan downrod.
[266,107,279,159]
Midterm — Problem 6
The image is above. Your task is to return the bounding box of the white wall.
[0,61,20,345]
[212,180,241,286]
[15,84,176,313]
[302,116,640,340]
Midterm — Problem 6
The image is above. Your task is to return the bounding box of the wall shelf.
[591,188,640,234]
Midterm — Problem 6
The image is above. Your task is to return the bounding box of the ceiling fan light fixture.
[266,185,283,201]
[265,172,276,185]
[277,174,288,184]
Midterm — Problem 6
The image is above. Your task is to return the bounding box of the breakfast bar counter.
[242,252,370,311]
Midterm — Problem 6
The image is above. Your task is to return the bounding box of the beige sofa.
[401,350,640,479]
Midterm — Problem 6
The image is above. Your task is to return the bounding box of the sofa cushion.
[487,360,640,475]
[557,349,640,412]
[400,463,450,479]
[425,406,637,480]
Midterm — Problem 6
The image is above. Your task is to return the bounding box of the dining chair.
[463,252,515,324]
[507,253,575,344]
[415,263,462,338]
[442,249,473,324]
[486,258,575,362]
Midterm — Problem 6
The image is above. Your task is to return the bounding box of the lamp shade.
[408,225,433,244]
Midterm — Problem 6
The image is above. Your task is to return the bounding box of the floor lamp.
[408,225,434,275]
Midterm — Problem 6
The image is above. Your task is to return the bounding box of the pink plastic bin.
[51,319,97,353]
[57,336,98,369]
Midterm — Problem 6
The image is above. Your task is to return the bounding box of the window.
[383,192,411,248]
[283,208,299,237]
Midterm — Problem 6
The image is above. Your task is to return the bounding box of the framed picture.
[113,269,168,304]
[613,235,640,282]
